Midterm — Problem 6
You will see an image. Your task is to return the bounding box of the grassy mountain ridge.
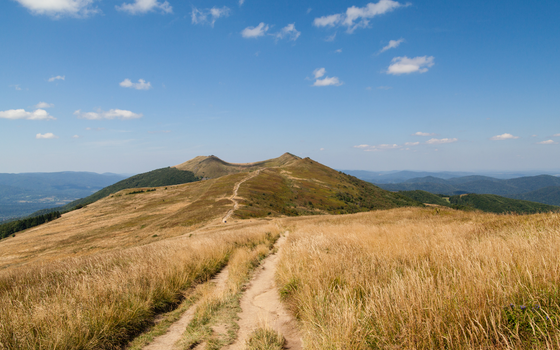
[174,152,301,179]
[235,157,421,218]
[508,186,560,206]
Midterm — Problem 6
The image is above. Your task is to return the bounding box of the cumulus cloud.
[405,142,419,146]
[379,38,404,53]
[117,0,172,14]
[314,77,342,87]
[191,6,230,27]
[48,75,65,82]
[426,138,458,145]
[313,68,326,79]
[311,68,342,87]
[119,79,152,90]
[10,85,22,91]
[35,102,54,109]
[414,131,435,136]
[537,140,558,145]
[14,0,98,17]
[74,109,143,120]
[241,23,270,38]
[72,135,80,138]
[387,56,435,75]
[490,133,519,141]
[314,0,409,33]
[36,133,58,139]
[335,49,342,53]
[274,23,301,41]
[0,109,55,120]
[553,133,560,137]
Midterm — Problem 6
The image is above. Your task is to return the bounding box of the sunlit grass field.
[0,222,280,349]
[277,207,560,349]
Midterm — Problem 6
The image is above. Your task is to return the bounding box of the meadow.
[277,207,560,349]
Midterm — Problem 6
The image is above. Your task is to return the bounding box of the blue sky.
[1,0,559,174]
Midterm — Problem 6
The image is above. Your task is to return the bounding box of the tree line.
[0,211,61,240]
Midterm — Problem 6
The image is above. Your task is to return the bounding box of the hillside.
[398,190,452,207]
[377,174,560,199]
[29,167,200,216]
[508,186,560,206]
[173,152,301,179]
[448,193,559,214]
[0,154,421,267]
[0,172,126,221]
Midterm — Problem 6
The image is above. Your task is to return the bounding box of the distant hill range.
[0,172,126,221]
[398,190,559,214]
[372,175,560,206]
[342,170,560,184]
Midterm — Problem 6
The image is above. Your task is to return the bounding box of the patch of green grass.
[245,328,286,350]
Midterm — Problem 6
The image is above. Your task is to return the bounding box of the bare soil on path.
[141,267,230,350]
[226,232,303,350]
[222,170,261,223]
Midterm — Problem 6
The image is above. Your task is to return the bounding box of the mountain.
[174,153,301,179]
[448,194,559,214]
[508,186,560,206]
[0,172,126,221]
[1,154,423,249]
[396,190,559,215]
[377,174,560,197]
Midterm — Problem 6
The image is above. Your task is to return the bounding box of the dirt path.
[227,232,303,350]
[142,267,230,350]
[222,170,261,223]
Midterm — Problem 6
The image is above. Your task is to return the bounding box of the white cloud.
[405,142,419,146]
[36,133,58,139]
[239,0,245,5]
[387,56,435,75]
[335,49,342,53]
[314,14,342,27]
[537,140,558,145]
[426,138,458,145]
[490,133,519,141]
[314,77,342,87]
[311,68,342,87]
[0,109,55,120]
[241,23,270,38]
[74,109,143,120]
[313,68,326,79]
[191,6,230,27]
[414,131,435,136]
[314,0,408,33]
[377,86,392,90]
[72,135,80,138]
[553,133,560,137]
[14,0,98,17]
[35,102,54,109]
[119,79,152,90]
[48,75,65,82]
[320,148,325,151]
[274,23,301,41]
[10,85,22,91]
[379,38,404,53]
[117,0,172,14]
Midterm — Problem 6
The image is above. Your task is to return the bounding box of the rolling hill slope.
[0,154,422,266]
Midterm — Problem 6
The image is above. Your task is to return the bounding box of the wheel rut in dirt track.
[141,267,230,350]
[227,232,302,350]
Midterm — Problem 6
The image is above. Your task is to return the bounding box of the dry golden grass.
[276,207,560,349]
[0,223,281,349]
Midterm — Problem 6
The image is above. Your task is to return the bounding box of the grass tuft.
[245,327,286,350]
